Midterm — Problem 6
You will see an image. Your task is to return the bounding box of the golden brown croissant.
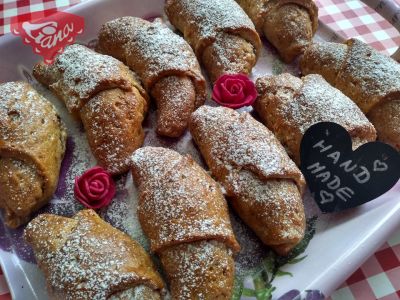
[301,39,400,150]
[0,81,66,228]
[189,106,306,256]
[236,0,318,62]
[254,73,377,164]
[165,0,262,83]
[131,147,240,299]
[33,44,148,175]
[24,210,164,300]
[97,17,206,137]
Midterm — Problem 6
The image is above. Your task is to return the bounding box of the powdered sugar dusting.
[160,240,233,299]
[39,44,133,113]
[0,158,43,227]
[234,0,267,32]
[338,39,400,112]
[131,147,238,254]
[132,147,237,252]
[302,39,400,114]
[190,106,305,249]
[83,97,129,172]
[289,74,373,134]
[35,43,148,174]
[100,17,200,92]
[0,81,66,227]
[229,170,303,240]
[166,0,257,51]
[102,173,150,252]
[98,17,206,136]
[202,32,256,82]
[0,83,44,168]
[151,75,196,137]
[80,88,146,175]
[109,285,161,300]
[25,212,156,300]
[190,106,303,187]
[29,82,96,215]
[0,82,58,148]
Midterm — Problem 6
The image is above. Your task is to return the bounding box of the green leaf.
[231,217,318,300]
[275,216,318,268]
[287,255,307,265]
[242,288,257,296]
[261,269,270,285]
[275,270,293,277]
[256,286,276,300]
[231,276,244,300]
[254,274,266,290]
[263,252,277,274]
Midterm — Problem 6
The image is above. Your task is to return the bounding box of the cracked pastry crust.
[97,17,206,138]
[131,147,240,299]
[254,73,377,164]
[165,0,261,83]
[236,0,318,62]
[33,44,148,175]
[301,39,400,150]
[190,106,306,255]
[24,210,164,300]
[0,81,66,228]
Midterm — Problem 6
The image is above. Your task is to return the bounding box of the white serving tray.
[0,0,399,299]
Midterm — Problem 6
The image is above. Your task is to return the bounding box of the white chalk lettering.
[307,162,326,174]
[327,151,340,164]
[353,166,370,184]
[373,160,388,172]
[320,190,335,204]
[339,160,358,172]
[336,187,354,202]
[327,175,341,190]
[313,140,333,153]
[316,171,331,183]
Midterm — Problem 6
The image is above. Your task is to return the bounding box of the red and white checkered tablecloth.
[317,0,400,56]
[330,234,400,300]
[0,1,399,299]
[0,0,81,35]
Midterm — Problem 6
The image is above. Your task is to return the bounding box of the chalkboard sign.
[300,122,400,213]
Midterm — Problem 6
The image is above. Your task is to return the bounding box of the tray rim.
[1,0,400,299]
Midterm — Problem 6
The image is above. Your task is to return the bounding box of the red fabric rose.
[212,74,257,109]
[74,167,116,209]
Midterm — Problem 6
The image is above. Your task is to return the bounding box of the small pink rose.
[74,167,116,209]
[212,74,257,109]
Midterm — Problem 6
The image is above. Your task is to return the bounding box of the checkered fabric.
[0,0,82,35]
[0,1,400,299]
[316,0,400,56]
[330,231,400,300]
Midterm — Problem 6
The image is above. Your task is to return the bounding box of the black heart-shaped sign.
[300,122,400,213]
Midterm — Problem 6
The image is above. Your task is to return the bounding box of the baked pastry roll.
[236,0,318,62]
[0,81,66,228]
[131,147,240,299]
[24,209,164,300]
[301,39,400,150]
[254,73,377,164]
[189,106,306,255]
[165,0,262,83]
[97,17,206,137]
[33,44,148,175]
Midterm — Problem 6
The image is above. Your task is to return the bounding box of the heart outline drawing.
[373,160,388,172]
[300,122,400,213]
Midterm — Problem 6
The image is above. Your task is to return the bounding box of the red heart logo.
[10,11,84,64]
